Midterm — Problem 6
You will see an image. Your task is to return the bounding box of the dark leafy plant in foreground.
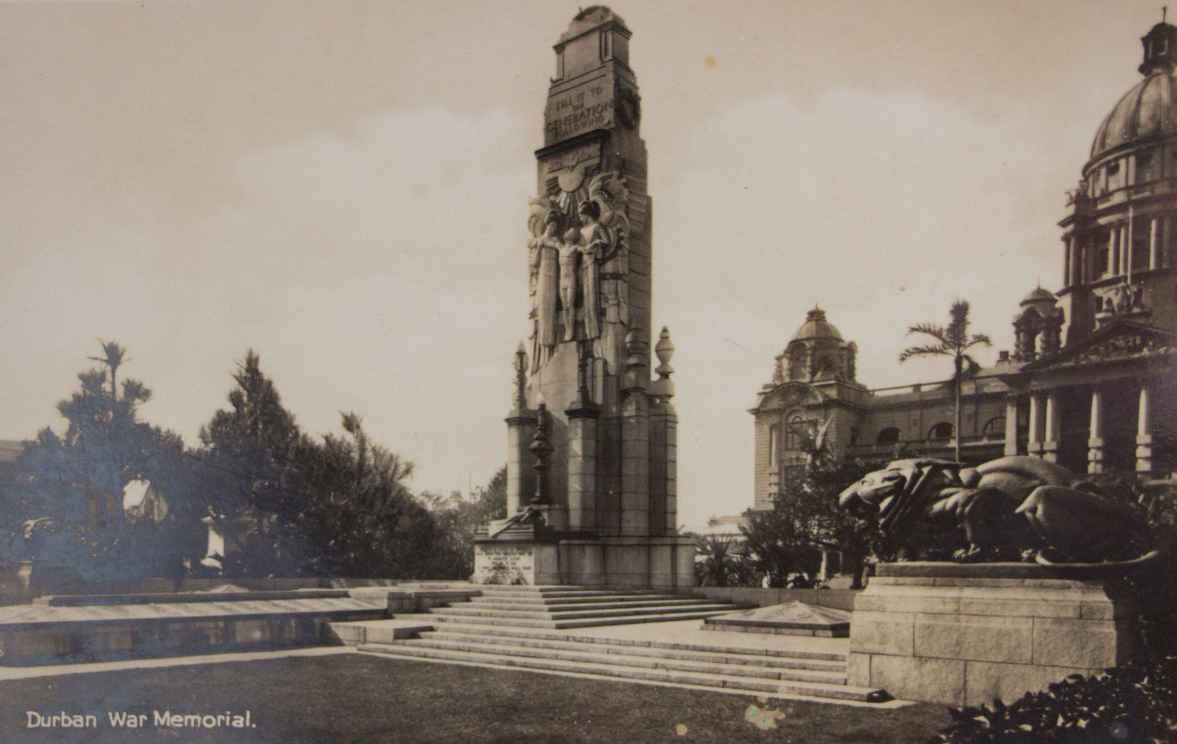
[931,655,1177,743]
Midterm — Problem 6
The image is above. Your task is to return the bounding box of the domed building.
[750,17,1177,510]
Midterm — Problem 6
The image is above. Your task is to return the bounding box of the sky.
[0,0,1164,528]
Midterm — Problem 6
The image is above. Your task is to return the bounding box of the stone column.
[620,331,650,536]
[1087,388,1104,475]
[1119,224,1129,275]
[1166,216,1173,268]
[1106,228,1116,276]
[663,402,678,534]
[1136,384,1153,474]
[565,404,600,531]
[564,344,601,532]
[1003,397,1019,456]
[1028,393,1044,458]
[649,327,677,536]
[505,344,536,515]
[505,412,537,515]
[1150,217,1159,270]
[1043,392,1061,464]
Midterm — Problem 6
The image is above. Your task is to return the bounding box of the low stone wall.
[677,587,859,612]
[2,574,402,605]
[0,592,389,665]
[386,588,481,613]
[848,563,1138,706]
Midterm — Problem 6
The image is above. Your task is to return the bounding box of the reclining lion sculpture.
[837,455,1158,568]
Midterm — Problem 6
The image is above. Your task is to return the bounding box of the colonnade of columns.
[1017,383,1153,473]
[1085,214,1170,281]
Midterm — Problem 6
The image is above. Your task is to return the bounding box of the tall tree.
[13,342,199,579]
[197,350,310,576]
[898,300,992,463]
[741,427,876,588]
[299,412,423,577]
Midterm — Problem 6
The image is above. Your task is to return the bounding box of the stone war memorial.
[472,6,695,589]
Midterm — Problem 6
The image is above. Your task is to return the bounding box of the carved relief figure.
[585,172,630,348]
[558,226,581,341]
[525,170,631,368]
[577,200,607,341]
[527,197,560,371]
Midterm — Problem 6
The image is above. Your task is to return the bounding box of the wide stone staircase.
[334,585,889,704]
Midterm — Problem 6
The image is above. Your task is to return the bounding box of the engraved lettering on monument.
[475,5,695,590]
[544,79,614,146]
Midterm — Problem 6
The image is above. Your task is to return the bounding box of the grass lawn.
[0,653,950,743]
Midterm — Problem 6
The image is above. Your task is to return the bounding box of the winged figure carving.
[586,172,629,264]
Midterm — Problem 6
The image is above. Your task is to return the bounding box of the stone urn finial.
[651,326,675,398]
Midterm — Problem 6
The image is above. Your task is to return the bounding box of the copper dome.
[790,307,843,342]
[1089,71,1177,161]
[1089,21,1177,163]
[1019,286,1057,306]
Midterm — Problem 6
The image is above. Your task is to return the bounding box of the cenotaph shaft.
[473,7,695,588]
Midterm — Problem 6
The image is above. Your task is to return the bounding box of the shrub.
[930,655,1177,743]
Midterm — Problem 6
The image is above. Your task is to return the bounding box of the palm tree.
[899,300,992,463]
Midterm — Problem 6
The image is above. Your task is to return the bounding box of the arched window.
[928,422,953,441]
[768,425,780,465]
[876,427,901,446]
[982,417,1005,440]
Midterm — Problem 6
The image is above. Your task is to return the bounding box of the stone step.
[410,609,733,630]
[436,601,737,620]
[417,623,847,662]
[471,587,658,598]
[418,630,846,672]
[467,594,703,608]
[399,637,847,684]
[359,644,879,703]
[417,612,557,628]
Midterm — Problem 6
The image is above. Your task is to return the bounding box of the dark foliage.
[5,342,205,581]
[691,534,757,587]
[740,451,875,587]
[931,656,1177,743]
[7,344,505,585]
[419,466,507,579]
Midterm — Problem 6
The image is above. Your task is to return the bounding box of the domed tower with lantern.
[749,308,870,511]
[1004,15,1177,475]
[1059,17,1177,340]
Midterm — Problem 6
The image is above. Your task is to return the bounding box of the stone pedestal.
[474,534,695,588]
[848,562,1138,706]
[472,539,561,586]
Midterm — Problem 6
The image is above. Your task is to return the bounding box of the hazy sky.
[0,1,1162,527]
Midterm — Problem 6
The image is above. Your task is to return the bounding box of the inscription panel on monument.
[544,76,613,146]
[473,544,536,585]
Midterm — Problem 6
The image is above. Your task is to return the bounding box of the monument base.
[473,535,695,589]
[848,562,1139,706]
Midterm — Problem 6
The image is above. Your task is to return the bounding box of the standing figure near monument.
[528,198,561,370]
[558,225,581,341]
[578,200,607,343]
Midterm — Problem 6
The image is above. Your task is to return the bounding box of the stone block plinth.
[848,563,1138,705]
[473,535,694,588]
[473,541,561,585]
